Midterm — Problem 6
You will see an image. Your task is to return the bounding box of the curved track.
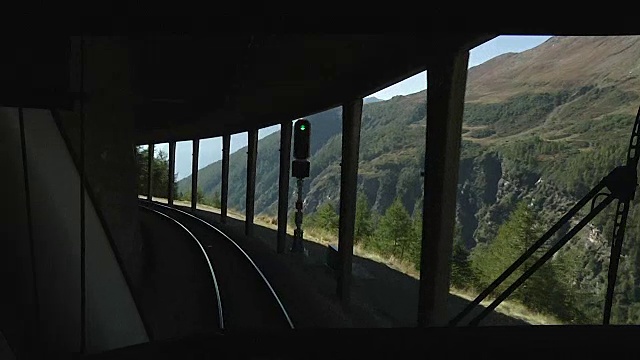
[140,200,294,330]
[137,206,224,340]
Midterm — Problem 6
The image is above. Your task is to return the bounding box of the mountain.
[466,36,640,103]
[364,96,383,104]
[179,36,640,323]
[181,35,640,217]
[179,92,427,217]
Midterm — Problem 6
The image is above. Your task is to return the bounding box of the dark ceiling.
[2,32,495,144]
[6,21,640,145]
[130,32,494,144]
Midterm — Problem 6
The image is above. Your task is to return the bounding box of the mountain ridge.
[180,36,640,219]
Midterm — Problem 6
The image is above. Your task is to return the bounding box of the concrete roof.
[130,32,494,143]
[5,18,640,144]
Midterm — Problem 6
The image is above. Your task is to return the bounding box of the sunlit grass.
[449,288,561,325]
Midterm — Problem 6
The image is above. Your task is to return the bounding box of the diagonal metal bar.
[449,181,605,326]
[468,195,614,326]
[603,199,630,324]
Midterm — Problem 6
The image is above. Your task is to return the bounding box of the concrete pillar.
[418,50,469,327]
[245,129,258,237]
[221,134,230,223]
[277,121,292,253]
[146,143,153,201]
[336,98,363,306]
[167,141,176,205]
[191,139,199,211]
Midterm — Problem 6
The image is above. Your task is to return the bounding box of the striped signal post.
[291,119,311,253]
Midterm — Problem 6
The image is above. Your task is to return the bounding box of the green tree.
[451,243,476,291]
[212,190,222,208]
[450,222,477,289]
[354,191,373,244]
[181,188,205,203]
[470,200,580,321]
[309,202,339,235]
[471,201,541,296]
[135,146,177,198]
[373,198,413,260]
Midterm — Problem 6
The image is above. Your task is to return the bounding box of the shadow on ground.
[137,207,222,340]
[169,204,529,328]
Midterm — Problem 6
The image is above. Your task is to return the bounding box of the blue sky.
[155,35,552,181]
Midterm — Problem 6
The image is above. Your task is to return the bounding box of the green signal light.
[300,124,306,131]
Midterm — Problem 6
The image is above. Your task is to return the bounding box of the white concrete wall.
[4,108,149,354]
[24,108,82,352]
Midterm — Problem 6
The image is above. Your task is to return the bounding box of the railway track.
[139,200,294,330]
[138,205,224,339]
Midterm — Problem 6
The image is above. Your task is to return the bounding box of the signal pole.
[291,177,305,253]
[291,119,311,253]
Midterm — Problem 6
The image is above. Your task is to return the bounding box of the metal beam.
[418,50,469,327]
[147,143,154,200]
[191,139,200,211]
[245,129,258,237]
[277,120,292,253]
[336,98,363,307]
[221,134,230,223]
[168,141,176,205]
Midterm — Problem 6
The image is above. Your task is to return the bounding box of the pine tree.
[135,146,177,199]
[309,202,339,235]
[374,198,413,260]
[354,191,373,244]
[212,191,222,208]
[181,188,205,203]
[470,200,580,321]
[451,242,476,290]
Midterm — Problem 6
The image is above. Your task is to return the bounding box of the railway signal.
[293,118,311,160]
[291,119,311,254]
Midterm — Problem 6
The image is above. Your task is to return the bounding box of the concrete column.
[191,139,199,211]
[277,121,292,253]
[418,50,469,327]
[146,143,153,201]
[168,141,176,205]
[336,98,363,306]
[221,134,230,223]
[245,129,258,237]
